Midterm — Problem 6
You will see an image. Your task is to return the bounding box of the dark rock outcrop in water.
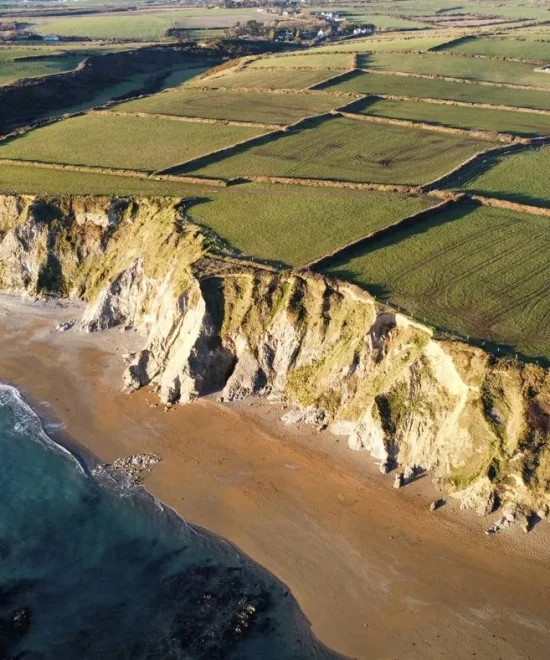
[0,605,32,658]
[2,193,550,529]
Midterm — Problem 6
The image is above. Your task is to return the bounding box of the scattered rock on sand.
[403,465,416,482]
[106,453,161,485]
[55,320,74,332]
[280,406,326,428]
[430,499,445,512]
[485,502,533,535]
[393,472,404,489]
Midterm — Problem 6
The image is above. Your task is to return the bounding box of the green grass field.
[0,163,217,197]
[325,201,550,359]
[447,146,550,208]
[157,66,211,90]
[111,88,342,124]
[183,115,496,185]
[354,96,550,136]
[0,114,267,172]
[193,68,338,90]
[438,35,550,61]
[250,53,352,69]
[443,2,550,21]
[187,184,436,266]
[0,47,84,86]
[338,13,431,30]
[0,161,435,266]
[31,8,265,41]
[313,34,457,53]
[320,70,550,110]
[357,52,550,88]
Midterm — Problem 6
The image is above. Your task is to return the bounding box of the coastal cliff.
[1,193,550,525]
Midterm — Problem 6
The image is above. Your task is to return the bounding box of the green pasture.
[358,52,550,88]
[438,35,550,61]
[444,2,550,21]
[355,97,550,136]
[111,88,342,124]
[447,145,550,208]
[183,115,497,185]
[339,13,431,30]
[187,184,436,266]
[307,34,458,54]
[0,163,216,197]
[250,53,353,69]
[320,70,550,110]
[0,113,266,172]
[30,8,266,41]
[193,68,337,90]
[325,201,550,359]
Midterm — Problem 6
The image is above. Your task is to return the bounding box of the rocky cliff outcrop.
[2,193,550,522]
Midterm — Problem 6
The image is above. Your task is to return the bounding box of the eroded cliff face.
[2,193,550,523]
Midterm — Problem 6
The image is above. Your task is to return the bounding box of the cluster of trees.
[225,20,270,39]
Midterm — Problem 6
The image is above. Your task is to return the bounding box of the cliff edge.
[1,193,549,527]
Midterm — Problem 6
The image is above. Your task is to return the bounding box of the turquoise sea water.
[0,383,340,659]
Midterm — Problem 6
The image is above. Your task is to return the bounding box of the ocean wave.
[0,382,85,474]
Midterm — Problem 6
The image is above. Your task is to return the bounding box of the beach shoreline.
[2,293,550,659]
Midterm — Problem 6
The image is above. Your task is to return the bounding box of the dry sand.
[1,293,550,659]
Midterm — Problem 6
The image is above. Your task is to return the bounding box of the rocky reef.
[2,193,550,523]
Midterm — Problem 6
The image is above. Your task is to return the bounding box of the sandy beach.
[1,293,550,660]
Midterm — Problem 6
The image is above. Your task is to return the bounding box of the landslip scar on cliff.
[1,194,550,532]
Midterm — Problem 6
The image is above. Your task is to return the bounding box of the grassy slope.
[321,70,550,110]
[0,114,266,172]
[250,53,352,69]
[111,88,342,124]
[188,184,436,266]
[186,116,496,185]
[358,52,550,88]
[448,146,550,208]
[193,68,337,90]
[0,49,84,86]
[159,66,210,89]
[439,35,550,61]
[325,201,550,359]
[0,163,217,197]
[356,97,550,136]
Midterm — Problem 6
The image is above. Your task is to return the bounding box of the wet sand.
[1,293,550,660]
